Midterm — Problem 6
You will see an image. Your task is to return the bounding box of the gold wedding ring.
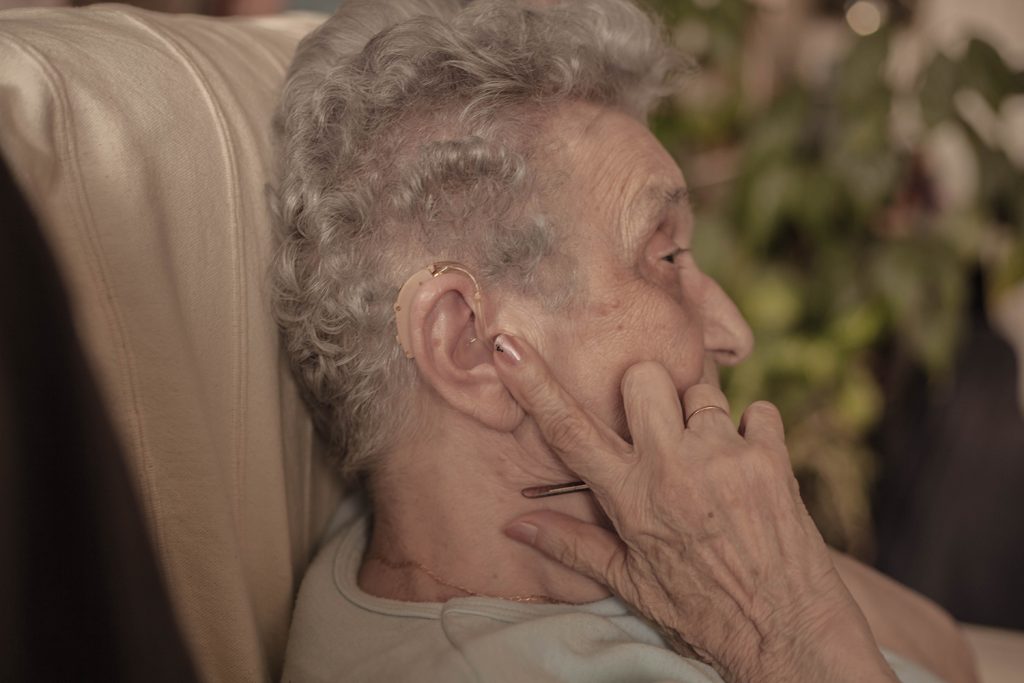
[685,404,729,424]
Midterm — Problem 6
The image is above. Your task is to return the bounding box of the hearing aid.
[394,261,487,359]
[394,262,591,499]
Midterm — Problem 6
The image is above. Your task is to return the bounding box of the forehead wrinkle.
[578,137,638,253]
[642,185,690,219]
[559,108,662,250]
[548,103,689,257]
[621,183,690,254]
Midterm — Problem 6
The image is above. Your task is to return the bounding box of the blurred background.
[3,0,1021,631]
[640,0,1024,632]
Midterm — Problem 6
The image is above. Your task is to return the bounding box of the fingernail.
[504,522,538,545]
[494,333,522,364]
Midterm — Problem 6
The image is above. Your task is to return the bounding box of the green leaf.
[739,267,804,333]
[829,302,886,350]
[919,53,958,126]
[835,363,883,434]
[837,30,890,108]
[960,38,1024,109]
[987,243,1024,301]
[741,163,797,248]
[869,241,967,373]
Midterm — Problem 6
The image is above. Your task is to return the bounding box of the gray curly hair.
[270,0,686,482]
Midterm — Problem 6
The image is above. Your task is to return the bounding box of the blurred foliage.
[645,0,1024,556]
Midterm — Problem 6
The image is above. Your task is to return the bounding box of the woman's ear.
[406,272,523,432]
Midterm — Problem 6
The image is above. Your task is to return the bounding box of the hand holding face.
[493,334,899,683]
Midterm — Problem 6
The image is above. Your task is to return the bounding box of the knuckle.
[625,394,655,431]
[748,400,781,421]
[554,534,585,571]
[544,409,593,451]
[520,370,558,410]
[684,382,723,401]
[745,448,776,478]
[679,430,712,460]
[743,401,786,444]
[681,383,709,404]
[702,450,738,483]
[604,480,649,537]
[601,551,623,589]
[614,503,647,539]
[622,361,666,395]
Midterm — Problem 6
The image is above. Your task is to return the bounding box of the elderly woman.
[273,1,975,681]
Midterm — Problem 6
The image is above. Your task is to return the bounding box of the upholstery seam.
[123,11,250,558]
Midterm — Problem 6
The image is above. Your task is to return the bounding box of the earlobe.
[406,273,523,432]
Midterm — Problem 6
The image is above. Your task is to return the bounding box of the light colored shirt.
[283,500,945,683]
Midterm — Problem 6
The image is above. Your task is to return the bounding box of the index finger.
[492,333,629,485]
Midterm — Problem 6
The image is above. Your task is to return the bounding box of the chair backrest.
[0,5,342,680]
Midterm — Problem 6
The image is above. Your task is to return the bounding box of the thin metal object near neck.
[520,480,591,498]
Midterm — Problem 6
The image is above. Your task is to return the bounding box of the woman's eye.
[661,247,688,266]
[645,229,690,273]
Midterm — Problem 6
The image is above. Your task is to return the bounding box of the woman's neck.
[357,417,611,605]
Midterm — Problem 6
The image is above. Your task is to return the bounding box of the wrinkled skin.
[496,337,901,682]
[492,103,976,683]
[369,100,976,683]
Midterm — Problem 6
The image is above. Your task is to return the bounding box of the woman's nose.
[700,275,754,367]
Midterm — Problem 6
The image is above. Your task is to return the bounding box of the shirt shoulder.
[282,517,477,683]
[282,509,720,683]
[282,504,946,683]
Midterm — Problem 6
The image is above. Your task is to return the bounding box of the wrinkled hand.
[494,334,898,683]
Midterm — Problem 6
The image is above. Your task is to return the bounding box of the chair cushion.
[0,5,341,680]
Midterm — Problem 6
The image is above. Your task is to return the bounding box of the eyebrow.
[640,185,690,217]
[624,184,691,252]
[663,186,689,207]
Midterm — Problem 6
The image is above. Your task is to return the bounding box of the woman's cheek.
[646,300,705,393]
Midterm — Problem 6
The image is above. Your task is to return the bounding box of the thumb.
[504,511,626,588]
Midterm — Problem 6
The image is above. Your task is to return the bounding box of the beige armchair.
[0,5,342,680]
[0,4,1019,682]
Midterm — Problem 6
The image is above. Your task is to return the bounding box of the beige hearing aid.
[394,261,486,359]
[395,264,590,499]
